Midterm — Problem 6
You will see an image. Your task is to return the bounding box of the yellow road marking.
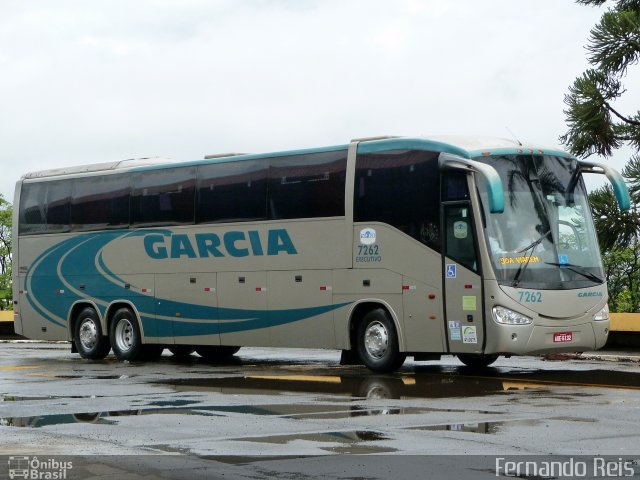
[248,375,342,384]
[406,372,640,391]
[0,365,41,371]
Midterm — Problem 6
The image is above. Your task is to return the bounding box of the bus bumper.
[485,319,609,355]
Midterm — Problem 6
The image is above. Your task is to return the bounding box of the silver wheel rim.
[79,318,98,350]
[364,321,389,359]
[115,318,135,352]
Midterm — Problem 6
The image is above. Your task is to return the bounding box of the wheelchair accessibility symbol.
[446,264,457,279]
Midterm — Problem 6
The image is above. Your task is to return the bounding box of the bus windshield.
[476,154,604,290]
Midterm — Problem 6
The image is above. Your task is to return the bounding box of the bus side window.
[71,174,130,231]
[19,182,48,235]
[354,149,441,252]
[44,180,71,233]
[197,160,268,223]
[267,150,347,220]
[131,167,196,227]
[19,180,71,235]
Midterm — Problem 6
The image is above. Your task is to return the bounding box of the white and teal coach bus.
[12,136,631,371]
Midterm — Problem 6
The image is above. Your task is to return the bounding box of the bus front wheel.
[356,309,406,373]
[110,308,143,361]
[74,307,111,360]
[457,353,499,368]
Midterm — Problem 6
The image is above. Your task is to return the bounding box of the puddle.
[155,374,513,400]
[2,395,53,402]
[155,366,640,401]
[233,430,395,453]
[285,405,502,419]
[238,430,387,445]
[0,407,225,428]
[411,419,541,434]
[0,413,118,428]
[0,400,503,428]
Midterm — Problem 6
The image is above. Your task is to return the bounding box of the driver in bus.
[489,222,546,254]
[516,223,547,252]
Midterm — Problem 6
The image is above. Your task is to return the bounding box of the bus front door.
[442,203,484,354]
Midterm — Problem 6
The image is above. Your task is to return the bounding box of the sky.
[1,0,639,203]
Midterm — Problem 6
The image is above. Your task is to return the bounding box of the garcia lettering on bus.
[144,229,298,259]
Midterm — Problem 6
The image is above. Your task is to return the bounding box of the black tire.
[168,345,195,358]
[195,345,241,362]
[74,307,111,360]
[109,307,143,361]
[357,376,402,400]
[356,308,406,373]
[457,353,499,368]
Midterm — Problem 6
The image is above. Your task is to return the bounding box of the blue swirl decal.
[25,231,350,337]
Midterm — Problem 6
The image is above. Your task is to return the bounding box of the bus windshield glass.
[476,154,604,290]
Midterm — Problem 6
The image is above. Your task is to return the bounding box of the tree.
[563,1,640,311]
[601,243,640,311]
[591,184,640,311]
[0,194,11,310]
[561,0,640,248]
[561,0,640,162]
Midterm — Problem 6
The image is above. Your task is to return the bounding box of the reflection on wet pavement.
[231,430,397,455]
[0,402,501,428]
[411,419,541,434]
[2,345,639,458]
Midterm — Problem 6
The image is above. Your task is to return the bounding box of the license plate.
[553,332,573,343]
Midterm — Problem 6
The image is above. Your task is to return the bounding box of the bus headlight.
[492,306,532,325]
[594,304,610,321]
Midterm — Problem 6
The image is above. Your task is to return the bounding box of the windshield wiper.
[544,262,604,283]
[511,230,551,287]
[516,229,551,254]
[565,165,582,204]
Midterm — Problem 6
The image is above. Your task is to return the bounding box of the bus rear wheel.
[356,308,406,373]
[74,307,111,360]
[195,346,240,362]
[457,353,499,368]
[110,308,143,361]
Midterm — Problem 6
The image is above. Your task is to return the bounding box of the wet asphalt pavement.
[0,342,639,479]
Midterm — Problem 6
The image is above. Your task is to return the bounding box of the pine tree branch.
[604,101,640,126]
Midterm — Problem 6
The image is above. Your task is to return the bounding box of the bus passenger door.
[442,203,484,354]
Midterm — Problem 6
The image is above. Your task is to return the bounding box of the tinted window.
[131,167,196,226]
[444,204,478,272]
[354,150,441,251]
[44,181,71,233]
[442,171,470,201]
[19,182,48,235]
[197,160,267,223]
[19,180,71,235]
[71,174,130,231]
[268,150,347,220]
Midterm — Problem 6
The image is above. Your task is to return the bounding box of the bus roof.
[21,157,173,180]
[355,136,573,159]
[20,136,574,180]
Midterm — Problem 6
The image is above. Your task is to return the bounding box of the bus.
[11,136,631,372]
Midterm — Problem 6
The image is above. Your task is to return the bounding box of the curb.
[542,352,640,363]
